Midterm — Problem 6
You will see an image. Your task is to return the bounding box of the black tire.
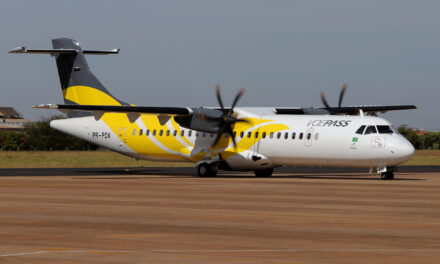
[197,163,217,177]
[254,168,274,177]
[381,172,394,180]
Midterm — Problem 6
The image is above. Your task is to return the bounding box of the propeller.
[211,85,248,148]
[320,84,348,115]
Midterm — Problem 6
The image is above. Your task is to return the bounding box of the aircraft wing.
[275,105,417,115]
[34,104,191,115]
[33,104,192,123]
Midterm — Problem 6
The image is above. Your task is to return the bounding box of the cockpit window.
[355,125,366,135]
[364,125,377,135]
[377,125,394,134]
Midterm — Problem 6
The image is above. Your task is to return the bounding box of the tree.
[0,115,98,151]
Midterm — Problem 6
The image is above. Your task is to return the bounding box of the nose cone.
[399,139,415,161]
[389,136,415,164]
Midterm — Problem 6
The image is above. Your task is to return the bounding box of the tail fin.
[51,38,126,107]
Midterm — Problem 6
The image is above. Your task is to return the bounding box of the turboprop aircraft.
[10,38,416,180]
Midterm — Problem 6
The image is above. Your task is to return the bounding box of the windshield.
[377,125,394,134]
[364,125,377,135]
[355,125,366,134]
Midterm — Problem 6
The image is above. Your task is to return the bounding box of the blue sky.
[0,1,438,129]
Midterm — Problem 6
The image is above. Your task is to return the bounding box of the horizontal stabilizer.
[9,47,119,55]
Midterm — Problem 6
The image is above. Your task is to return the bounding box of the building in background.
[0,107,29,131]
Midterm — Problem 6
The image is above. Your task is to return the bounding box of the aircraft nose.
[393,137,415,162]
[400,140,415,159]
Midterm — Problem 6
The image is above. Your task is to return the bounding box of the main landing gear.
[378,166,395,180]
[196,162,274,178]
[196,162,218,177]
[254,168,274,177]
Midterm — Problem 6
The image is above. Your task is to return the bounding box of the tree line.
[0,116,439,151]
[398,126,440,150]
[0,116,97,151]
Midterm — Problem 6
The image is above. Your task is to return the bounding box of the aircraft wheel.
[381,171,394,180]
[197,163,217,177]
[254,168,274,177]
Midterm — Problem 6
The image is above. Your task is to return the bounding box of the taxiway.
[0,167,439,263]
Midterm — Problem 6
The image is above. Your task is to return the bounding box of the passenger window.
[203,132,206,137]
[255,132,259,138]
[240,131,244,138]
[196,132,200,137]
[247,132,251,138]
[377,125,394,134]
[188,131,192,137]
[364,126,377,135]
[262,132,266,138]
[159,130,163,136]
[152,130,156,136]
[166,130,170,136]
[284,132,288,139]
[355,125,366,135]
[270,132,274,139]
[173,130,177,137]
[307,133,311,140]
[139,129,143,136]
[210,133,214,138]
[299,133,303,140]
[292,132,296,139]
[146,129,150,136]
[181,130,185,137]
[132,129,137,136]
[314,133,319,140]
[277,132,281,139]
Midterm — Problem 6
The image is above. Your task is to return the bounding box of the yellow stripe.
[63,86,121,105]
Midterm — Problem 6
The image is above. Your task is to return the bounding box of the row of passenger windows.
[355,125,394,135]
[132,128,319,141]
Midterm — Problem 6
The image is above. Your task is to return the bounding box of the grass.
[0,150,438,168]
[402,150,440,166]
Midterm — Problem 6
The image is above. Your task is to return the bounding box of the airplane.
[9,38,417,180]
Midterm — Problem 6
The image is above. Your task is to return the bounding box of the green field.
[401,150,440,166]
[0,150,438,168]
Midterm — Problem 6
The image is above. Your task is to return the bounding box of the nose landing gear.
[381,171,394,180]
[378,166,395,180]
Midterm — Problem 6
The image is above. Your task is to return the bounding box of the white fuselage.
[50,109,415,171]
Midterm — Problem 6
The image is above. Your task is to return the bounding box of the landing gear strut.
[378,166,395,180]
[196,163,218,177]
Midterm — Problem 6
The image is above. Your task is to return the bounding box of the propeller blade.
[338,84,348,109]
[229,88,246,114]
[320,91,333,114]
[211,132,222,148]
[227,125,237,148]
[215,85,225,112]
[234,118,250,124]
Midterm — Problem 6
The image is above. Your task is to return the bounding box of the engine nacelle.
[174,108,224,133]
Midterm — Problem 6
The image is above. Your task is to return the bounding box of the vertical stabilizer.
[51,38,126,107]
